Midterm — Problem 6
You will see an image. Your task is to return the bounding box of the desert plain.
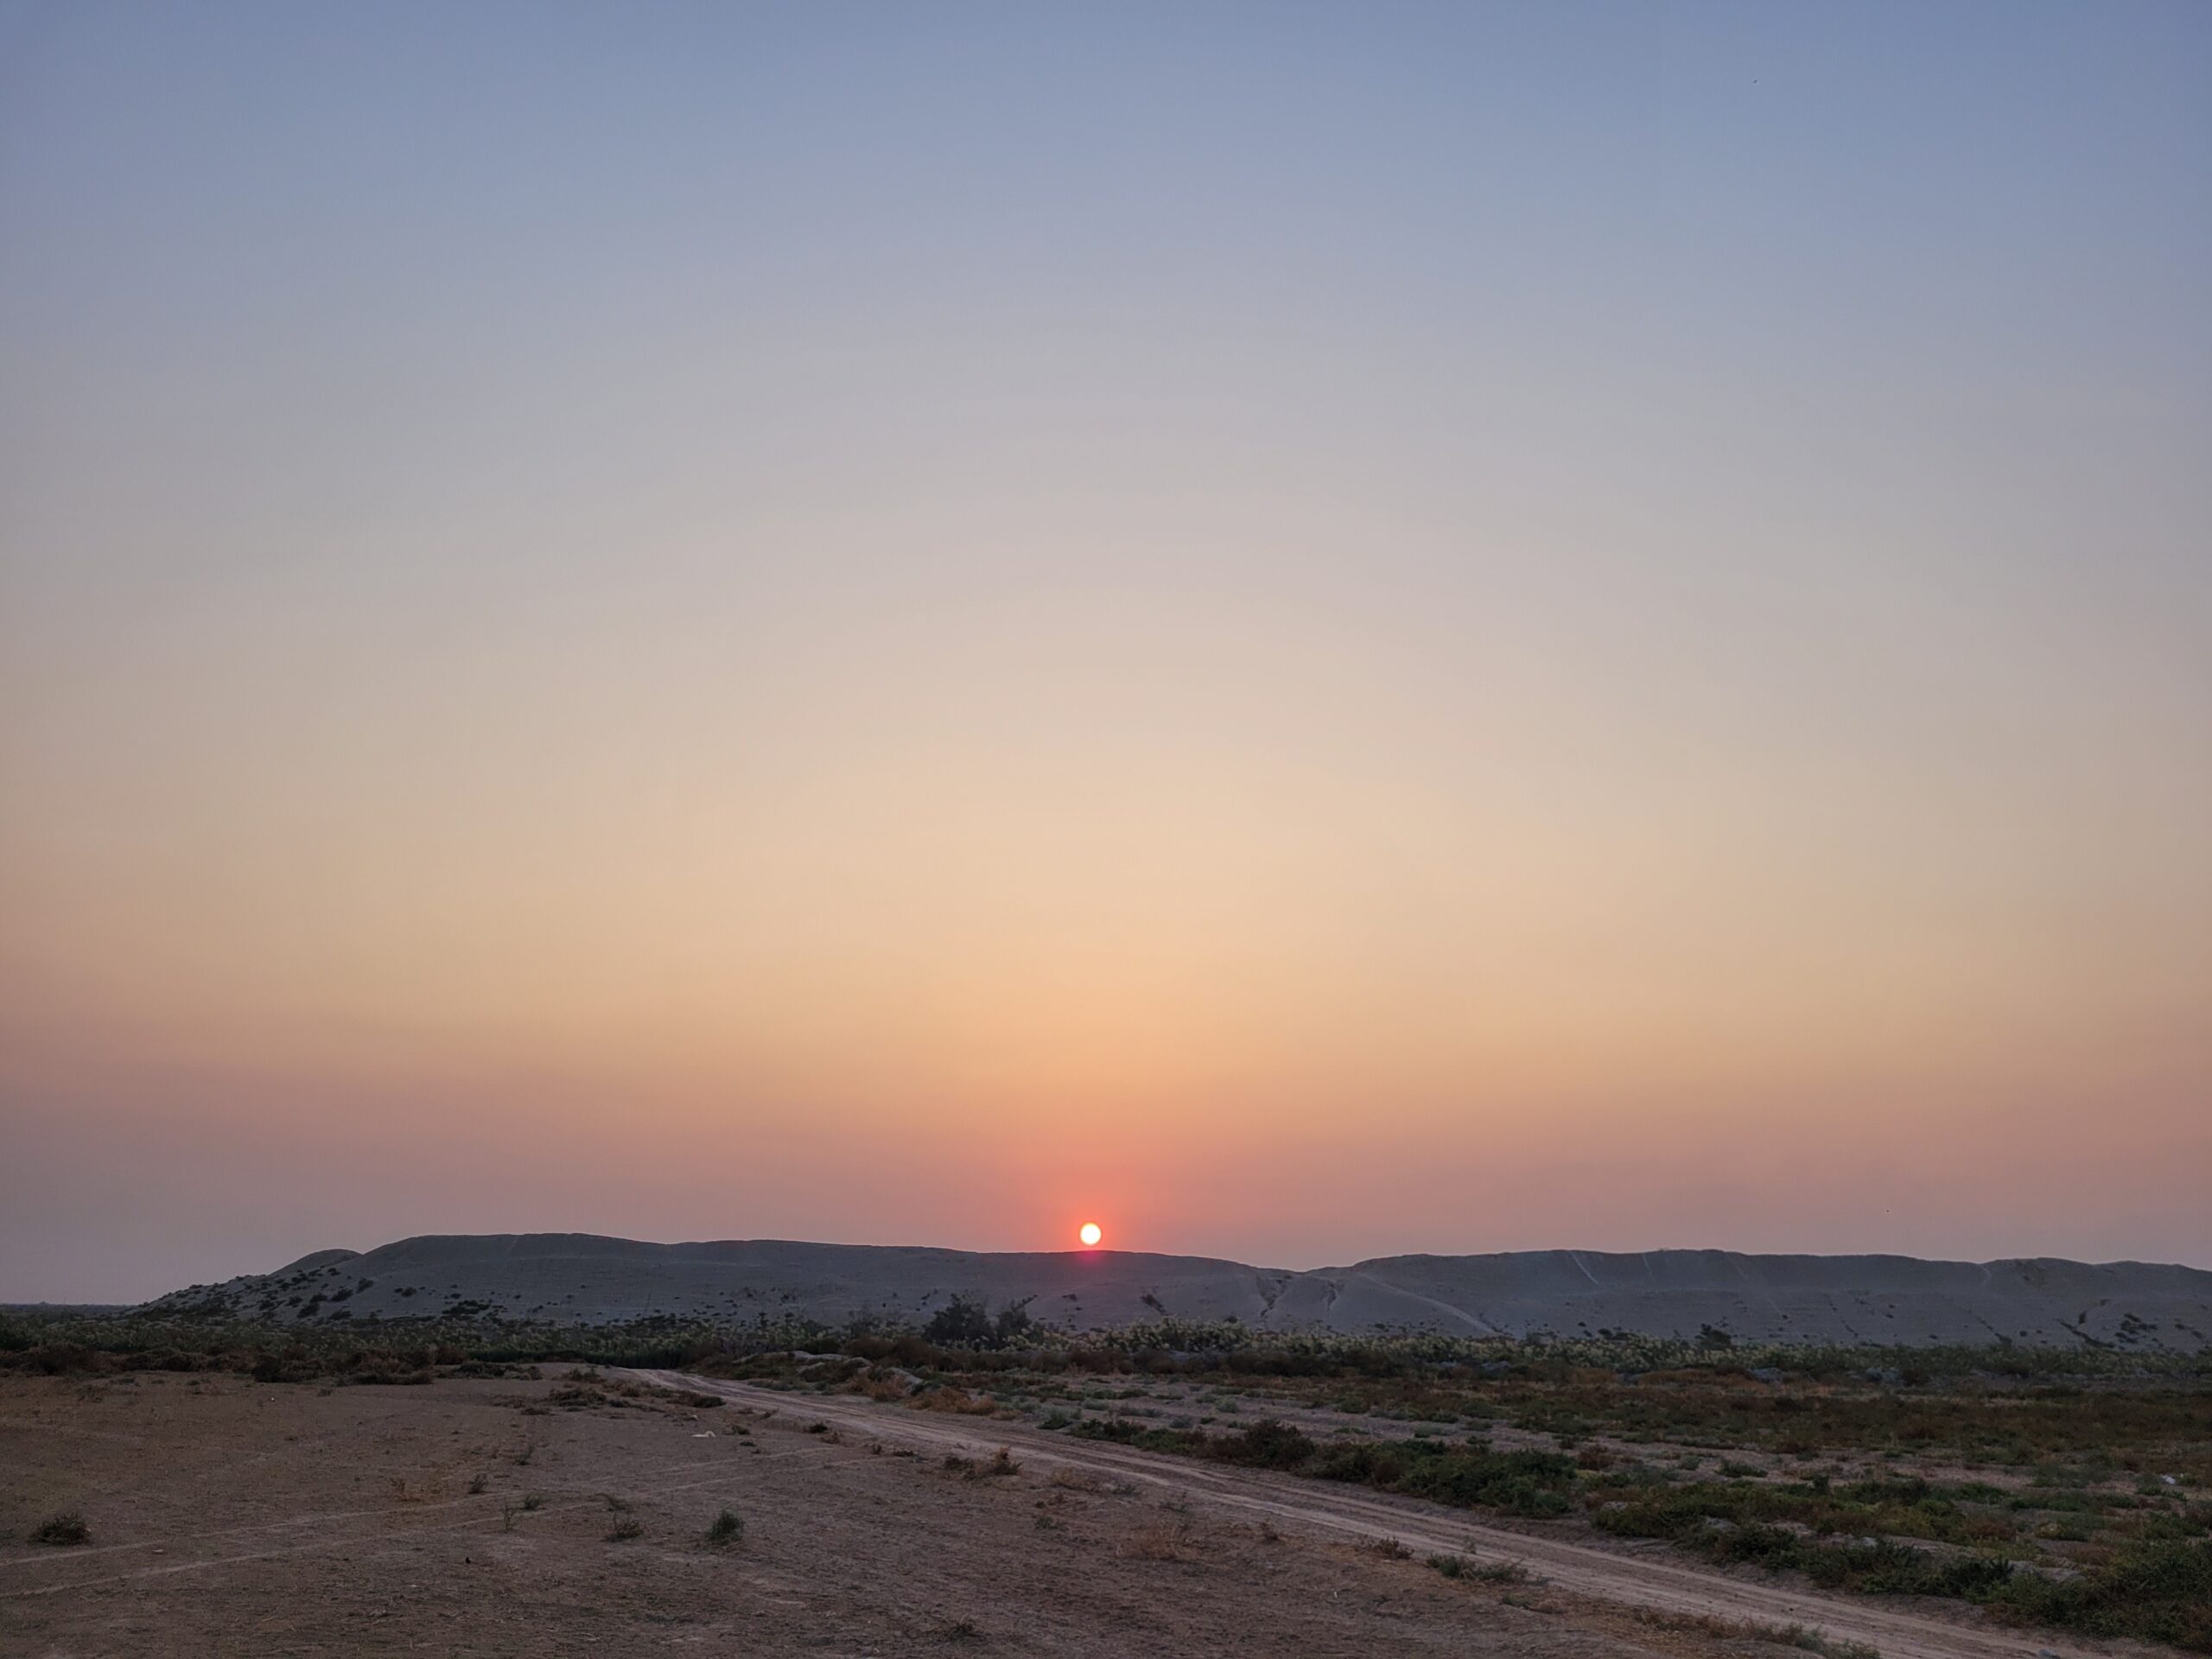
[6,1268,2208,1658]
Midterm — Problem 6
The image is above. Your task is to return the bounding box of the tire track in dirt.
[636,1370,2149,1659]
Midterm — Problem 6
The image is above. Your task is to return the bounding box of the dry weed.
[1122,1517,1199,1561]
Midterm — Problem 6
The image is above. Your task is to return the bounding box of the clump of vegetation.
[921,1295,1036,1350]
[704,1507,743,1546]
[1426,1554,1533,1584]
[29,1512,90,1546]
[1632,1611,1877,1659]
[1122,1517,1198,1560]
[1468,1557,1533,1583]
[605,1516,644,1542]
[1596,1490,2211,1649]
[1095,1417,1579,1517]
[1985,1537,2212,1649]
[942,1446,1022,1481]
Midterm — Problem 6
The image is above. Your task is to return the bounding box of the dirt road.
[636,1369,2132,1659]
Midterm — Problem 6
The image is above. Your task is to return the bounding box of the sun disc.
[1078,1222,1103,1248]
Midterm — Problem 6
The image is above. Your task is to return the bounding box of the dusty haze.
[3,6,2209,1301]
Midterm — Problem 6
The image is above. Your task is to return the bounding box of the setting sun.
[1078,1223,1103,1248]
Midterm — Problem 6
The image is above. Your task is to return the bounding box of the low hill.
[140,1235,2212,1350]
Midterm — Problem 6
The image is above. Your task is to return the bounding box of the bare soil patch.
[0,1370,1861,1657]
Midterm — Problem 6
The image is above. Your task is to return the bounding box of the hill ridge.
[143,1234,2212,1350]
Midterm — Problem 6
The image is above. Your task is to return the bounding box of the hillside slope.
[143,1235,2212,1349]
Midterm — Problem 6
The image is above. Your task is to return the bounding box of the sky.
[3,2,2208,1301]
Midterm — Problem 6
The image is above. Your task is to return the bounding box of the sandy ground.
[0,1369,2171,1658]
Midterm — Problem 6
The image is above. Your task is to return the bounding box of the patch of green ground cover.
[1070,1415,1580,1514]
[1587,1471,2034,1551]
[1589,1471,2212,1650]
[1205,1366,2212,1474]
[1068,1409,2211,1651]
[1989,1538,2212,1649]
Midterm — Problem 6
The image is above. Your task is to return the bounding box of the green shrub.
[1986,1538,2212,1649]
[1205,1420,1317,1470]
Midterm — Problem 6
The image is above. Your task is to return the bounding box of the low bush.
[1984,1538,2212,1649]
[30,1512,90,1546]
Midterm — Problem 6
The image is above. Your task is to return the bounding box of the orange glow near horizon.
[3,2,2211,1307]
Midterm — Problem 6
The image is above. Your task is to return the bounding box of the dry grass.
[1425,1551,1530,1583]
[1047,1465,1137,1497]
[1632,1609,1880,1658]
[943,1446,1022,1481]
[1123,1517,1200,1561]
[914,1387,1007,1416]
